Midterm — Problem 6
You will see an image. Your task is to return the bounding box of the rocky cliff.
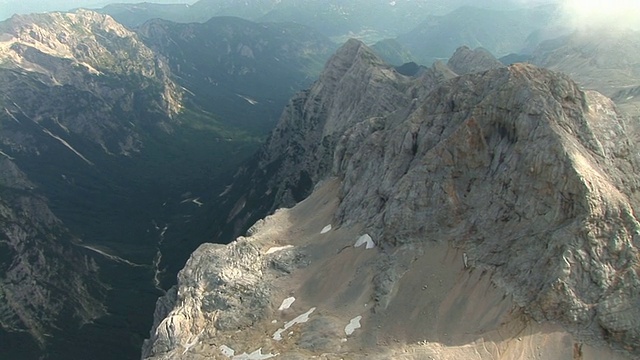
[143,41,640,359]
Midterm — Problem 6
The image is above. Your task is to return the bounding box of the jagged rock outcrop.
[144,40,640,359]
[446,45,503,75]
[217,39,457,240]
[334,64,640,345]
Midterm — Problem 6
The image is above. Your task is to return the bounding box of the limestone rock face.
[220,39,455,240]
[333,63,640,347]
[144,40,640,359]
[142,211,308,359]
[446,45,503,75]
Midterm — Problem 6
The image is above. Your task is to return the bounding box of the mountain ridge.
[142,40,640,359]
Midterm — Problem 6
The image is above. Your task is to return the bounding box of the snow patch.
[220,345,235,357]
[78,244,144,267]
[321,224,332,234]
[278,297,296,310]
[355,234,375,249]
[237,94,259,105]
[4,108,21,123]
[219,184,233,197]
[0,149,14,160]
[265,245,293,254]
[233,348,277,360]
[345,315,362,335]
[42,128,93,165]
[273,307,316,340]
[180,197,203,206]
[220,346,276,359]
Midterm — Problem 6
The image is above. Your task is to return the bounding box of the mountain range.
[0,9,332,359]
[143,38,640,360]
[0,1,639,360]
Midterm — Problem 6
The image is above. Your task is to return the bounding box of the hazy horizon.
[0,0,196,21]
[1,0,638,42]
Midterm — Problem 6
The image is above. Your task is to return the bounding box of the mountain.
[0,9,334,359]
[395,5,557,65]
[93,3,194,28]
[101,0,459,37]
[142,40,640,359]
[528,29,640,118]
[445,45,503,75]
[0,9,182,146]
[194,39,454,243]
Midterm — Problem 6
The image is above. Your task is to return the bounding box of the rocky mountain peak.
[446,45,504,75]
[219,40,413,224]
[144,44,640,359]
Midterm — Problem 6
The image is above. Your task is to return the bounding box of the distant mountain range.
[98,0,556,43]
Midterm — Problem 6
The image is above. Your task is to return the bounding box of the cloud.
[558,0,640,31]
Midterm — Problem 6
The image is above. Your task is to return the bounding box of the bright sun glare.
[560,0,640,30]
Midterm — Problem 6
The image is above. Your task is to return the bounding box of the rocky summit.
[143,40,640,359]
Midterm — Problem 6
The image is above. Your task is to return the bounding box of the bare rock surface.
[144,40,640,359]
[446,45,504,75]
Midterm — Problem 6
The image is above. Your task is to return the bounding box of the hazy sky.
[1,0,638,31]
[0,0,196,21]
[559,0,640,30]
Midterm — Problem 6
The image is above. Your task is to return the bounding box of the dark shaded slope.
[137,16,336,134]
